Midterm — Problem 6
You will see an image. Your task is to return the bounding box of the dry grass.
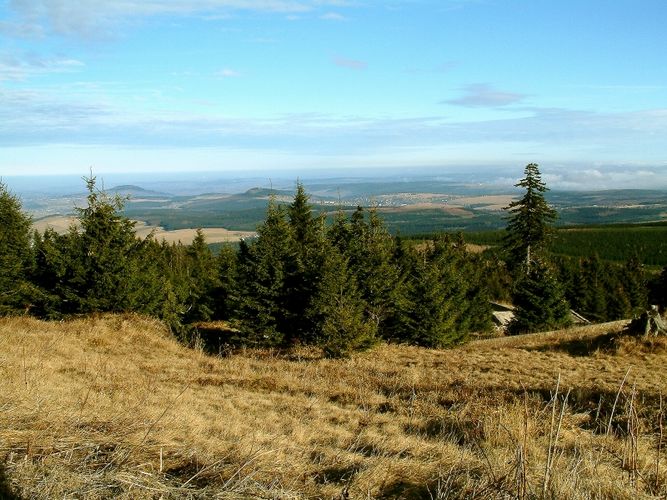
[1,315,666,499]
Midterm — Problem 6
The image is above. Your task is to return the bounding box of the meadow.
[2,314,666,498]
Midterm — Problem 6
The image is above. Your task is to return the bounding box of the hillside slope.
[1,315,666,498]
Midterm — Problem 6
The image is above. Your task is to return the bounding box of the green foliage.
[392,235,491,347]
[555,254,648,322]
[503,163,557,271]
[502,164,573,334]
[551,225,667,266]
[235,199,293,345]
[0,182,37,314]
[33,176,172,325]
[310,245,377,358]
[284,183,327,343]
[211,245,238,320]
[333,207,406,338]
[182,229,220,323]
[509,259,571,335]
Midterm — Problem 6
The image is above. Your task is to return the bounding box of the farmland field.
[33,215,256,244]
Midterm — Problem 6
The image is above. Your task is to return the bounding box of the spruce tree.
[236,199,293,345]
[284,183,326,343]
[503,164,570,333]
[503,163,557,272]
[0,182,36,314]
[509,259,571,334]
[579,254,608,322]
[211,244,238,320]
[621,256,648,316]
[340,207,404,337]
[68,176,148,312]
[394,237,471,347]
[36,176,168,319]
[182,229,220,323]
[309,244,377,358]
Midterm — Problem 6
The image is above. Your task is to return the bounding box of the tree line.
[1,166,665,354]
[0,176,492,356]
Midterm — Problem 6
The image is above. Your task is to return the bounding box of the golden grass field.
[1,315,666,499]
[32,216,256,244]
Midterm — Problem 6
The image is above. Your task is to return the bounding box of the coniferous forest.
[1,166,665,356]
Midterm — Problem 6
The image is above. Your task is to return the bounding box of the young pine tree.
[284,183,327,343]
[336,207,405,337]
[236,199,293,345]
[309,244,377,358]
[182,229,220,323]
[509,259,571,334]
[394,237,472,348]
[37,176,169,318]
[0,182,37,314]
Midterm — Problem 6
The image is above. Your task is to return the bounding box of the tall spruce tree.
[236,198,293,345]
[284,183,326,343]
[503,163,557,272]
[504,164,570,333]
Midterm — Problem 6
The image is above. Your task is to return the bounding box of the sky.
[1,0,666,188]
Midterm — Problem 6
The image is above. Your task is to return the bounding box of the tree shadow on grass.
[0,463,21,500]
[523,333,620,357]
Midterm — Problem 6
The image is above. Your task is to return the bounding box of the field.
[32,216,256,245]
[2,315,667,498]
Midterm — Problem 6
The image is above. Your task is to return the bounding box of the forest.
[1,165,666,356]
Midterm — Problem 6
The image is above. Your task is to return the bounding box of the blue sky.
[1,0,666,188]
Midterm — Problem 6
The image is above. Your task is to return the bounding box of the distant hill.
[109,185,172,198]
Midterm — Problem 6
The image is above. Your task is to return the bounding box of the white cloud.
[4,0,354,37]
[216,68,242,78]
[444,83,526,108]
[320,12,345,20]
[0,52,85,81]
